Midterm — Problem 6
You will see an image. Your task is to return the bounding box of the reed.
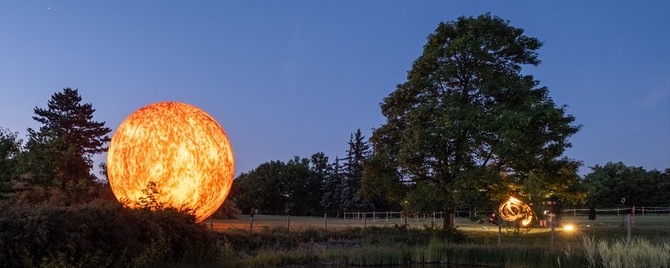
[346,245,409,266]
[583,237,670,268]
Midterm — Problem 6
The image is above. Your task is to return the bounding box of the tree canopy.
[367,14,581,227]
[23,88,111,203]
[0,128,22,199]
[234,155,323,216]
[583,162,670,207]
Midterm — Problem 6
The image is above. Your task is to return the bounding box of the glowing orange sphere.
[107,102,234,222]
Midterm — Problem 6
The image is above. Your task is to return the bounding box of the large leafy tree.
[309,152,330,214]
[370,14,580,228]
[0,128,22,199]
[234,161,286,215]
[360,152,405,212]
[234,156,323,216]
[24,88,111,203]
[583,162,670,207]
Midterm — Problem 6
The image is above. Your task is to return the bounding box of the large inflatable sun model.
[107,102,234,222]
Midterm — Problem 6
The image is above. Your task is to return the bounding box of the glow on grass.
[107,102,234,223]
[563,224,575,232]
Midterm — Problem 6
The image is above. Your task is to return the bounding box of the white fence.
[562,206,670,216]
[343,206,670,221]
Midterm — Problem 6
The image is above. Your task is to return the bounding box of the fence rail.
[342,206,670,221]
[562,206,670,216]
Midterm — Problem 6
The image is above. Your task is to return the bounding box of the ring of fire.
[107,102,234,222]
[498,196,534,227]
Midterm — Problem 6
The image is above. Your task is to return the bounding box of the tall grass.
[583,237,670,268]
[347,245,409,266]
[234,249,319,267]
[409,238,584,267]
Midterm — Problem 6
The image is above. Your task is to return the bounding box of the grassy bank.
[221,228,670,267]
[3,206,668,267]
[213,214,670,267]
[222,227,583,267]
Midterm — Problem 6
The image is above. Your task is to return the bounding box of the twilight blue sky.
[0,1,668,177]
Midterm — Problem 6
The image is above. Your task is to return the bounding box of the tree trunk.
[443,208,456,229]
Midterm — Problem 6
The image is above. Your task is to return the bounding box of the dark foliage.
[23,88,111,204]
[369,14,581,227]
[0,200,224,267]
[583,162,670,207]
[234,156,323,216]
[0,128,22,199]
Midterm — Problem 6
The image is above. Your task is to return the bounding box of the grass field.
[201,214,670,267]
[208,213,670,248]
[209,213,670,238]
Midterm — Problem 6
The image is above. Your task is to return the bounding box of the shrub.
[0,200,224,267]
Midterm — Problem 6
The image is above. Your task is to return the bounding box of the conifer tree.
[321,157,343,217]
[24,88,111,203]
[340,129,370,211]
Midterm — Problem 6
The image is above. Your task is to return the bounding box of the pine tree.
[340,129,370,211]
[320,157,343,217]
[25,88,111,203]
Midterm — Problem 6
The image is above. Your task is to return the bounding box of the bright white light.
[564,225,575,231]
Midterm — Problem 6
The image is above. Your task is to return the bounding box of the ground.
[208,213,670,243]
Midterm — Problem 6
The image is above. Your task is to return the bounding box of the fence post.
[324,213,327,230]
[250,216,254,232]
[364,212,367,229]
[574,209,576,217]
[627,214,632,243]
[386,211,389,221]
[550,215,555,249]
[497,216,502,247]
[287,215,291,233]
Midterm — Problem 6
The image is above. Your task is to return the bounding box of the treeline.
[231,129,393,216]
[230,154,670,216]
[583,162,670,208]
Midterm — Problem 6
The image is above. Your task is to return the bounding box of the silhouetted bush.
[0,200,224,267]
